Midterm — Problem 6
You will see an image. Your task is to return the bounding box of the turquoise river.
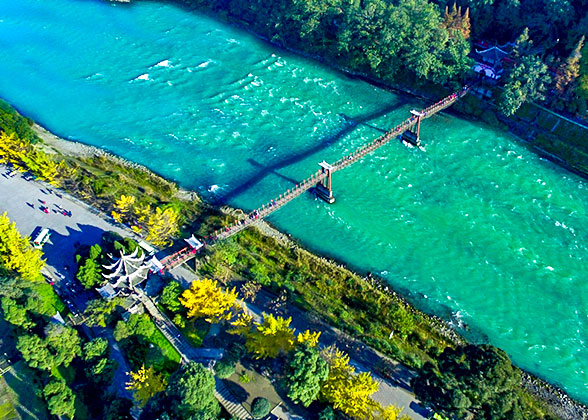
[2,0,588,403]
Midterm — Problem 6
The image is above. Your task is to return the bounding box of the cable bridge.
[161,85,471,269]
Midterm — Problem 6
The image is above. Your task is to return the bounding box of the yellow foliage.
[296,330,321,347]
[0,132,62,185]
[228,308,253,336]
[112,195,136,223]
[146,206,180,247]
[134,202,151,223]
[375,404,409,420]
[320,348,380,419]
[126,365,167,407]
[0,212,45,281]
[245,313,295,359]
[179,278,237,323]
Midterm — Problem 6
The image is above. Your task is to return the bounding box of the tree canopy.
[285,343,329,407]
[180,278,237,323]
[411,344,523,419]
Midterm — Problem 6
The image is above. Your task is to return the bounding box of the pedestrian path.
[138,293,252,419]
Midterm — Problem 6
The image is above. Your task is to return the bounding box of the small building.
[472,42,515,80]
[97,247,150,299]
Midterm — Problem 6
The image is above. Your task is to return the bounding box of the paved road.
[0,167,429,419]
[244,291,431,420]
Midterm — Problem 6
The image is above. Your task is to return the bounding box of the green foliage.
[82,337,109,362]
[191,0,471,85]
[0,100,38,143]
[114,313,156,341]
[76,244,104,289]
[500,54,551,116]
[1,296,34,329]
[318,406,337,420]
[284,343,329,407]
[43,379,76,419]
[16,334,54,371]
[160,280,184,313]
[104,397,133,420]
[83,337,117,384]
[164,362,220,419]
[214,360,235,379]
[250,397,271,419]
[411,344,523,419]
[46,324,82,367]
[83,297,122,327]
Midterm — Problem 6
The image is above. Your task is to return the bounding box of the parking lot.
[0,166,134,312]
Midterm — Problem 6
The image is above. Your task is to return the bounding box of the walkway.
[213,85,470,241]
[137,293,252,419]
[243,289,429,420]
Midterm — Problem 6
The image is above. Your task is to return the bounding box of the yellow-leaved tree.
[320,347,381,419]
[245,313,295,359]
[228,308,253,336]
[296,330,321,347]
[179,278,237,323]
[0,132,63,185]
[125,365,167,407]
[111,194,136,224]
[376,404,409,420]
[0,212,45,280]
[146,207,180,247]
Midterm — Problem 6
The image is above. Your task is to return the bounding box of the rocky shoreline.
[35,121,588,419]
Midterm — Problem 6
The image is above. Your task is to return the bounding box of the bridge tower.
[315,161,335,204]
[401,110,425,147]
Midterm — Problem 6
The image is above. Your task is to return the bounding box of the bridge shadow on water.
[214,99,409,206]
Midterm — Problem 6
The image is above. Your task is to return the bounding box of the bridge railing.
[214,85,470,241]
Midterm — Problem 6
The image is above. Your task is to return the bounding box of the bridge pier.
[401,110,425,147]
[316,161,335,203]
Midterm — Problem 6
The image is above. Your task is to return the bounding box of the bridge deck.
[161,86,470,268]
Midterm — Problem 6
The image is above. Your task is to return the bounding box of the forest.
[179,0,588,117]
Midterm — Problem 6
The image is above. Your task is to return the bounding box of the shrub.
[250,397,271,419]
[214,360,235,379]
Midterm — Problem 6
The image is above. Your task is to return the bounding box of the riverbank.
[26,115,587,419]
[148,0,588,183]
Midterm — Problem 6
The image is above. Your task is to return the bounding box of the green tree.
[82,337,109,361]
[1,296,34,329]
[76,244,103,289]
[104,397,133,420]
[46,324,82,367]
[160,280,184,313]
[499,55,551,115]
[84,297,122,327]
[165,362,220,419]
[411,344,523,419]
[251,397,271,419]
[113,313,155,341]
[284,343,329,407]
[43,380,76,419]
[16,334,54,370]
[83,337,117,384]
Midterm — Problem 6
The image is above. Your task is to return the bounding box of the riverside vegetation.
[0,100,575,419]
[160,0,588,178]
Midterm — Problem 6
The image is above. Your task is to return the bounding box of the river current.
[2,0,588,402]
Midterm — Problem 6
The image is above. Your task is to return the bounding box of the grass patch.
[147,324,182,365]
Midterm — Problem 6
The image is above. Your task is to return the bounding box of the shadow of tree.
[223,379,250,404]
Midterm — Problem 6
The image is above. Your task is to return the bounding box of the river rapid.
[2,0,588,403]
